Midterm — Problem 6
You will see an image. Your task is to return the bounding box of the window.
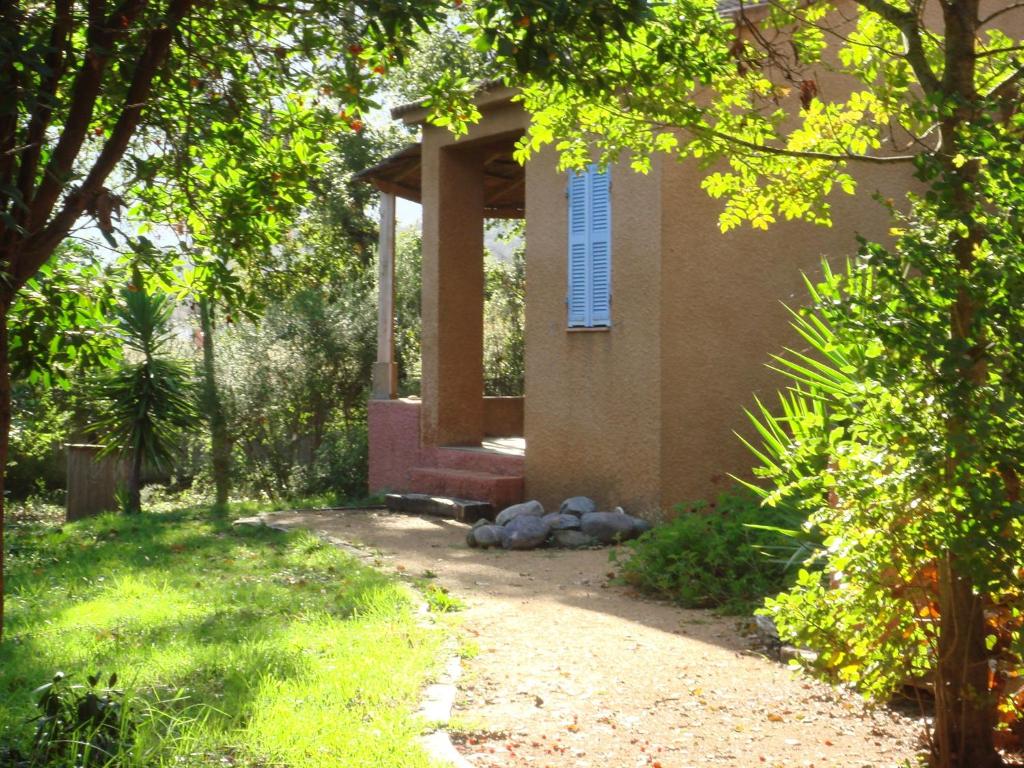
[567,164,611,328]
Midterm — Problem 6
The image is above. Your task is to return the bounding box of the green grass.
[0,505,443,767]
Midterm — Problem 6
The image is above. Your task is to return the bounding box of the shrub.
[612,489,807,614]
[748,241,1024,758]
[213,287,375,501]
[0,672,169,768]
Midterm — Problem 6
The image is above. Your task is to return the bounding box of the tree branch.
[979,1,1024,27]
[592,98,926,166]
[26,0,150,235]
[15,0,74,218]
[852,0,941,94]
[0,0,23,220]
[975,46,1024,58]
[691,123,920,165]
[18,0,195,288]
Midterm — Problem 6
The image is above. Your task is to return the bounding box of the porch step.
[408,467,524,511]
[385,493,494,524]
[432,446,524,476]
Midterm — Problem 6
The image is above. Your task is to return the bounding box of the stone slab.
[385,493,494,524]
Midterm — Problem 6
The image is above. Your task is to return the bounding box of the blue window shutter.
[566,164,612,328]
[567,170,589,327]
[588,166,611,326]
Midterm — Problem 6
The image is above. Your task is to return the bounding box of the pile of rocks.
[466,496,652,550]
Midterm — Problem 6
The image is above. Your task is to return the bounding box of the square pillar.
[420,142,485,446]
[372,191,398,399]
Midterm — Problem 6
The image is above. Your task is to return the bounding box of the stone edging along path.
[243,508,924,768]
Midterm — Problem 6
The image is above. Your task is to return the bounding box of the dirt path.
[264,509,923,768]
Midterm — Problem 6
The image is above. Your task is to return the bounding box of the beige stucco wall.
[654,10,932,509]
[656,157,913,510]
[519,6,929,513]
[524,151,664,513]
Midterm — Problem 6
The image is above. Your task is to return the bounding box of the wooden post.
[372,191,398,399]
[65,444,129,521]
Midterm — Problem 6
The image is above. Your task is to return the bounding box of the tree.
[215,286,376,499]
[89,276,198,514]
[451,2,1022,765]
[0,0,425,640]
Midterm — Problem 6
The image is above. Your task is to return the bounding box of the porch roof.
[355,138,526,218]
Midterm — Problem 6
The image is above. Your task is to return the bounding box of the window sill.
[567,326,611,333]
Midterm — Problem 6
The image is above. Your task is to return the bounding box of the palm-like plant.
[91,277,198,514]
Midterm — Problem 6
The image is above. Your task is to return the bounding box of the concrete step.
[385,493,494,524]
[408,467,524,511]
[431,446,524,476]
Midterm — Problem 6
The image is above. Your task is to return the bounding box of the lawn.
[0,504,444,767]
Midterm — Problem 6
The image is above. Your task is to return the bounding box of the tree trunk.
[199,297,230,507]
[0,305,10,641]
[126,442,143,515]
[933,559,1001,768]
[925,2,1002,764]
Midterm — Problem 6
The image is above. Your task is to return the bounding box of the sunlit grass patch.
[0,506,442,767]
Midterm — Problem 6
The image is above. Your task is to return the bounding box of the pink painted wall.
[368,398,425,493]
[369,397,525,496]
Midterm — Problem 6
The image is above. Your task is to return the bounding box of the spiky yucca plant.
[90,278,198,514]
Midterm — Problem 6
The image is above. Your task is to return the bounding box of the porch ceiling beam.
[372,178,421,203]
[489,175,526,196]
[391,162,421,185]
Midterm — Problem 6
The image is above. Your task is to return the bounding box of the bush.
[306,421,369,501]
[212,287,375,501]
[748,242,1024,756]
[612,489,807,614]
[8,385,69,501]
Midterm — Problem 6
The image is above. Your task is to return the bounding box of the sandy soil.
[264,508,925,768]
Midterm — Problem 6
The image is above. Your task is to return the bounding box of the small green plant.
[611,489,806,614]
[420,583,465,613]
[29,672,132,768]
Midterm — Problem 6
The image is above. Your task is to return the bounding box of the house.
[356,81,913,517]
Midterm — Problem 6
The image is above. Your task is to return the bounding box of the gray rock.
[495,499,545,526]
[472,518,490,529]
[780,645,819,664]
[580,511,643,544]
[551,530,599,549]
[631,517,653,536]
[502,515,551,550]
[467,524,507,549]
[558,496,597,517]
[542,513,582,531]
[754,614,780,643]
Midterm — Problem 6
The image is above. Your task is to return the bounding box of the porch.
[358,90,529,509]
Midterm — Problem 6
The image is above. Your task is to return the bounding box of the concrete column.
[420,142,485,446]
[372,191,398,399]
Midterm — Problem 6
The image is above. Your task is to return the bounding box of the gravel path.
[263,508,924,768]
